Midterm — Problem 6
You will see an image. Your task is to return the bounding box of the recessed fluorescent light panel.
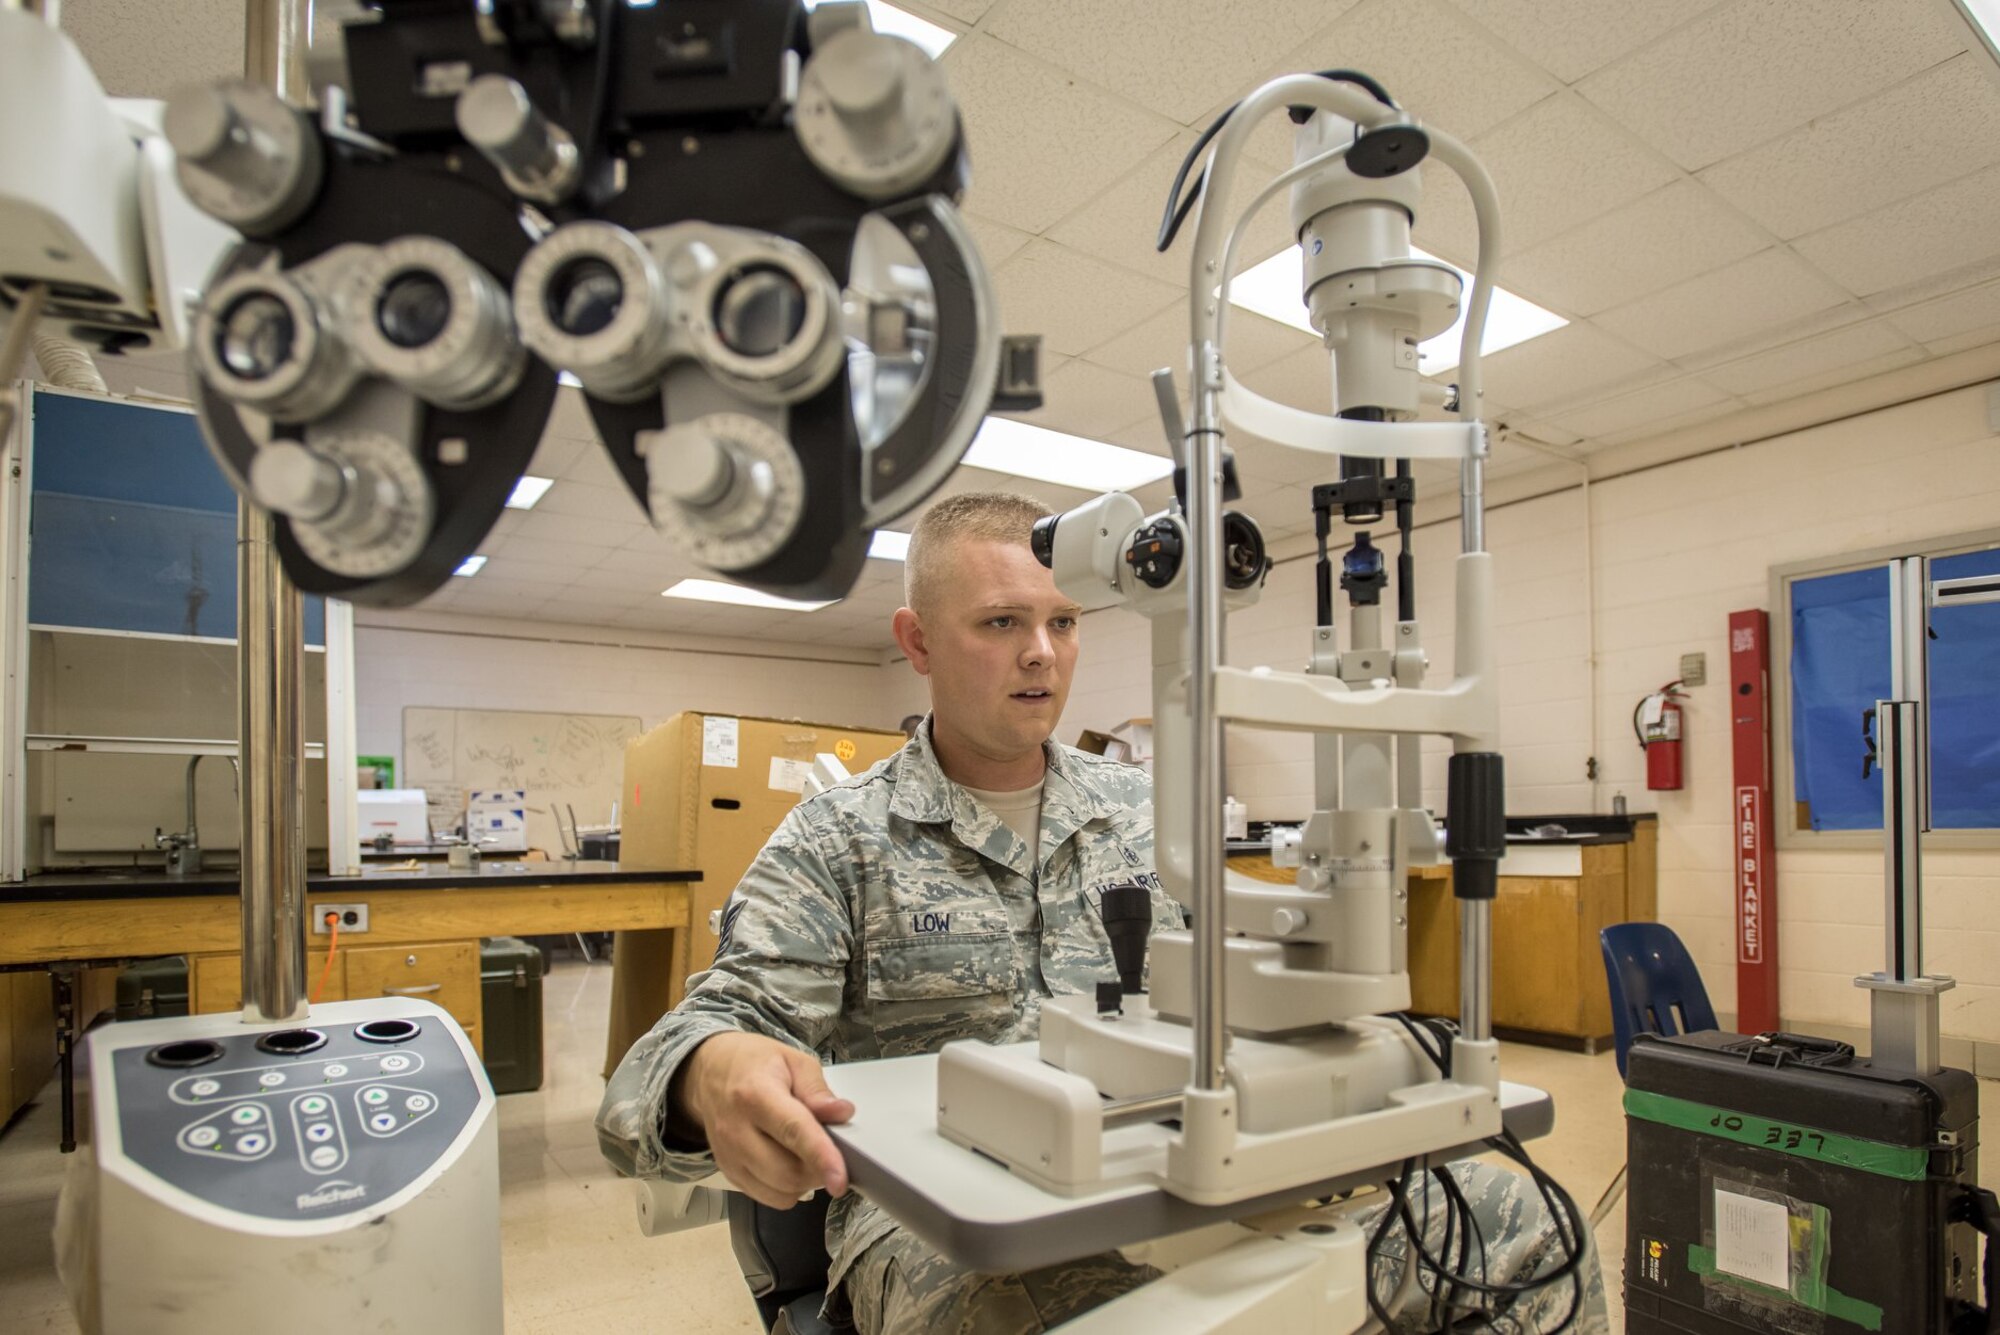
[454,555,487,577]
[1227,246,1566,376]
[869,530,912,561]
[802,0,957,55]
[964,417,1174,493]
[505,476,555,510]
[661,578,835,613]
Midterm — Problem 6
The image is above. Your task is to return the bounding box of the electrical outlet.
[313,902,369,934]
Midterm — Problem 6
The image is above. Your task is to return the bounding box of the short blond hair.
[904,492,1051,616]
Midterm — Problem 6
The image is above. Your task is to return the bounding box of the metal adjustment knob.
[1270,908,1308,936]
[644,414,804,573]
[795,29,956,199]
[163,80,323,235]
[1270,825,1305,869]
[279,427,433,580]
[249,441,345,521]
[455,75,580,205]
[652,430,736,508]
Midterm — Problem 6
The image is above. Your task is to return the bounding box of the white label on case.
[702,716,740,768]
[768,757,812,793]
[1714,1188,1790,1292]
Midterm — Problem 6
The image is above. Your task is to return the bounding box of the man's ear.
[891,607,931,676]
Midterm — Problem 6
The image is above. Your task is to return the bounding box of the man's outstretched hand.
[674,1031,855,1209]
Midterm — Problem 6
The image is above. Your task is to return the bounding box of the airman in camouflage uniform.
[598,722,1608,1333]
[598,492,1606,1333]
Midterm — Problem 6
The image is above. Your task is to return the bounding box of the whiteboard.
[402,707,642,855]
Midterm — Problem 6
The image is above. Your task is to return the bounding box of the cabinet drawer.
[342,942,478,1026]
[193,952,350,1014]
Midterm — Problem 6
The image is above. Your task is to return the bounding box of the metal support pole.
[1459,901,1491,1045]
[1855,555,1951,1073]
[1455,450,1494,1047]
[237,504,308,1021]
[1188,353,1228,1092]
[237,0,312,1023]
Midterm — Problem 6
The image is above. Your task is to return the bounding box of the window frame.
[1770,525,2000,851]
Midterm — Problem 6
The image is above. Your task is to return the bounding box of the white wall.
[1035,381,2000,1051]
[353,615,907,779]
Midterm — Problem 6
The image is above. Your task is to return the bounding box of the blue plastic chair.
[1593,922,1719,1226]
[1600,921,1721,1079]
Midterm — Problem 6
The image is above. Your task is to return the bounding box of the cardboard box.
[467,789,528,853]
[604,712,908,1073]
[1112,717,1154,763]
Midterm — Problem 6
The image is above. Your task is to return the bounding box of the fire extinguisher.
[1634,680,1688,791]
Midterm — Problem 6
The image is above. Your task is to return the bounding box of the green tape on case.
[1623,1089,1929,1181]
[1688,1244,1884,1331]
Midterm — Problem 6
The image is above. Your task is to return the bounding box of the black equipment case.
[1623,1029,1995,1333]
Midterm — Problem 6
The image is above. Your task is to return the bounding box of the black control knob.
[1124,519,1182,589]
[1100,882,1153,994]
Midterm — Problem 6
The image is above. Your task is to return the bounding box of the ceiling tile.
[493,535,620,570]
[961,211,1034,270]
[1412,167,1480,270]
[544,386,599,441]
[1226,435,1338,490]
[1697,55,2000,240]
[1577,0,1965,171]
[531,481,645,523]
[1474,320,1662,410]
[1083,303,1313,381]
[1275,0,1558,141]
[1463,93,1680,254]
[60,0,243,99]
[1884,278,2000,345]
[1792,162,2000,297]
[1592,398,1743,446]
[473,511,524,554]
[526,431,594,481]
[1445,0,1721,84]
[559,443,630,489]
[468,557,575,589]
[1498,180,1770,316]
[923,0,997,22]
[1741,346,1927,406]
[1046,133,1296,291]
[1004,359,1161,439]
[1700,319,1919,399]
[983,0,1349,124]
[1238,342,1332,416]
[941,35,1178,232]
[1540,376,1734,441]
[1593,249,1850,360]
[512,507,646,549]
[991,241,1182,356]
[1919,325,2000,357]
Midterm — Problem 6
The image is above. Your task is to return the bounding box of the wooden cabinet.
[1407,834,1658,1050]
[2,972,57,1123]
[189,939,481,1056]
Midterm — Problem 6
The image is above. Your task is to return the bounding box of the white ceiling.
[56,0,2000,649]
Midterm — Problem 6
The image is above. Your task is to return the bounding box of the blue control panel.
[109,1015,482,1222]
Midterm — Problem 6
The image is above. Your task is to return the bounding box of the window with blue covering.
[27,389,325,645]
[1784,539,2000,835]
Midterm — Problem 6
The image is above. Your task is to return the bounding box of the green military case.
[115,956,189,1021]
[479,936,544,1094]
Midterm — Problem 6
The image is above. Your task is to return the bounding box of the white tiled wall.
[1024,381,2000,1045]
[353,622,908,779]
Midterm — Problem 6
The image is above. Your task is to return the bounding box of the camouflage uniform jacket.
[597,722,1179,1295]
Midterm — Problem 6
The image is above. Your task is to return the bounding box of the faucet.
[156,753,240,877]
